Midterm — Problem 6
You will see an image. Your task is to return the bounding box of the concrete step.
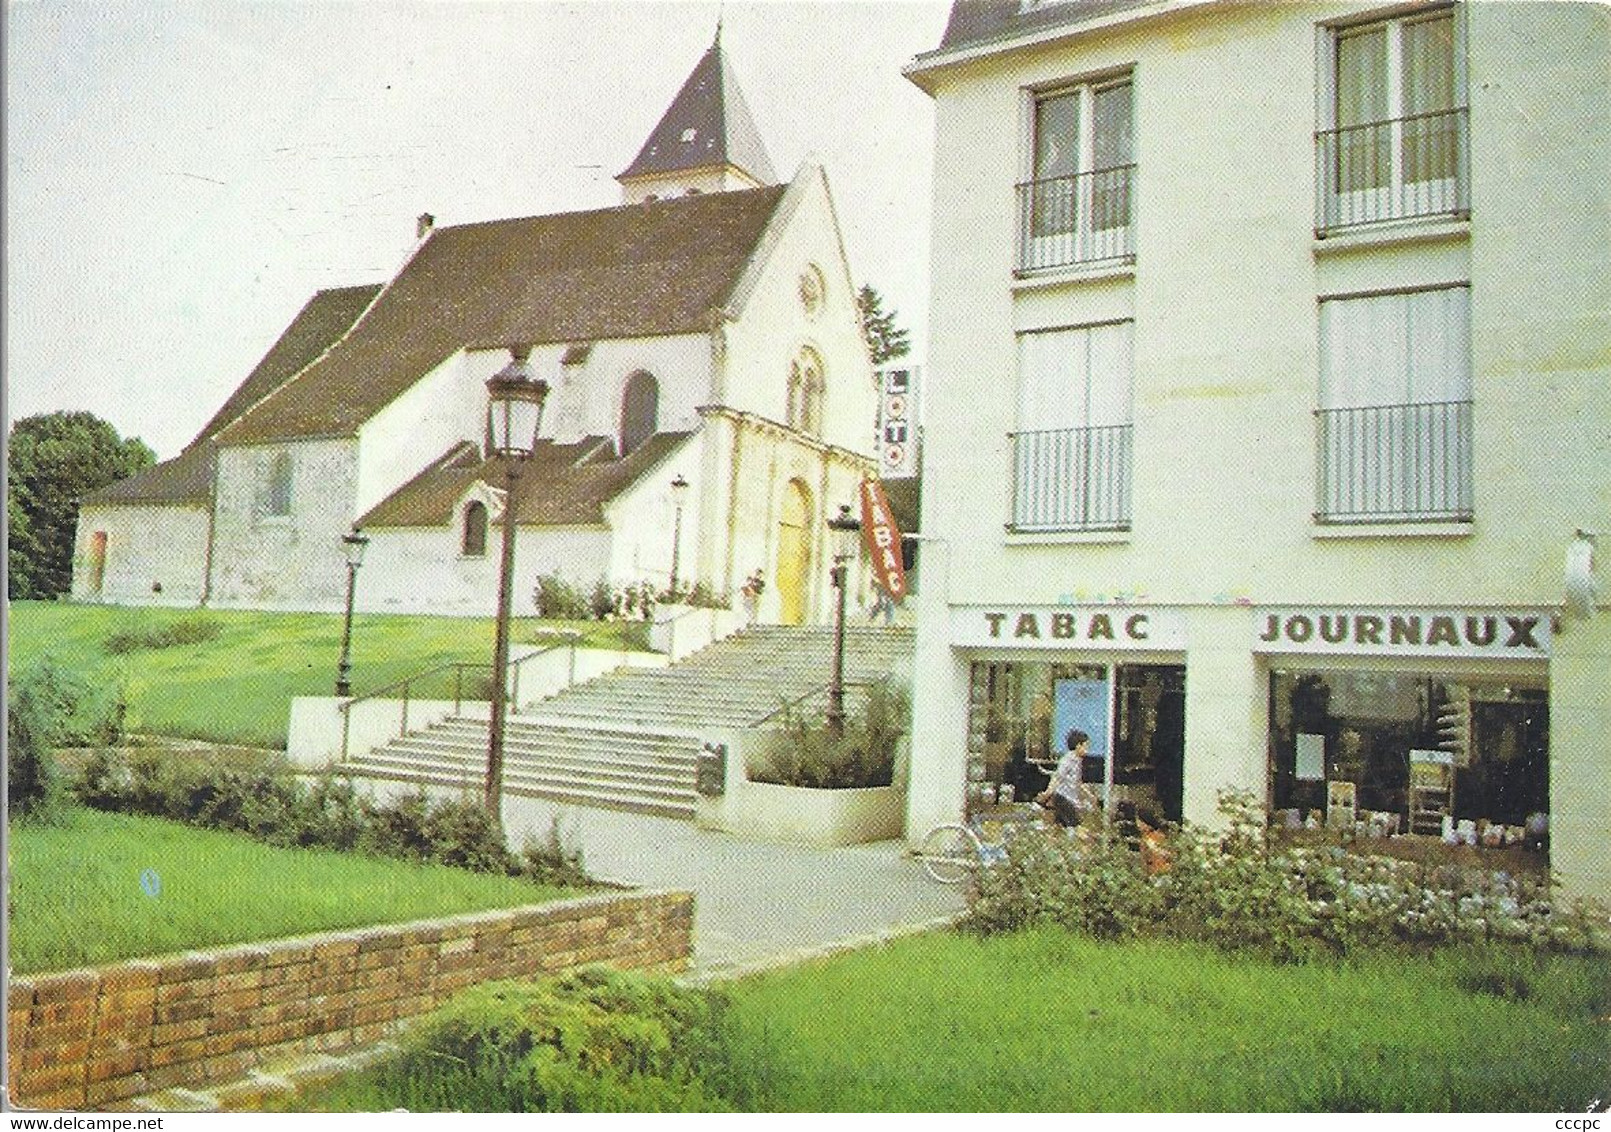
[346,749,697,802]
[368,741,697,789]
[339,761,695,820]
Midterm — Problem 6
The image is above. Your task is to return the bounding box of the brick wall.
[5,889,692,1111]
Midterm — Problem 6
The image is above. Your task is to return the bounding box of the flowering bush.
[963,789,1609,960]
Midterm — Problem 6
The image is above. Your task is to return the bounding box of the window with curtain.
[1317,286,1472,521]
[461,500,489,557]
[1321,7,1466,230]
[1012,322,1133,530]
[1020,75,1134,270]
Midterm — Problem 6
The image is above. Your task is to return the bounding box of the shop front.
[949,606,1189,826]
[1256,607,1553,851]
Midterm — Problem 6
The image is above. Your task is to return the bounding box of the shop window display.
[1268,670,1548,844]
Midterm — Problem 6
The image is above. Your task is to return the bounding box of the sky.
[5,0,950,459]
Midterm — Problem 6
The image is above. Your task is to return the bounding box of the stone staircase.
[337,625,914,819]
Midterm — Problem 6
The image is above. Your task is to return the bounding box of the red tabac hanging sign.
[859,478,908,601]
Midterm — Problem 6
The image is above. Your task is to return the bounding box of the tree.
[857,284,912,366]
[7,411,155,599]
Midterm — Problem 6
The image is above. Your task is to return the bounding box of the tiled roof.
[358,433,694,530]
[82,284,378,506]
[930,0,1157,55]
[217,186,787,446]
[618,37,777,185]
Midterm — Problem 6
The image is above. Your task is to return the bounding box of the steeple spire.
[617,32,776,203]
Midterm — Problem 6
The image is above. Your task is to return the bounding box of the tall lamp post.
[825,503,862,739]
[334,527,370,696]
[668,473,690,597]
[483,347,550,825]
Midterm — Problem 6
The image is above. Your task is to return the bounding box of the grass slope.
[5,602,635,747]
[8,808,569,974]
[719,929,1611,1112]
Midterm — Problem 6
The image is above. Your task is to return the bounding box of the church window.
[462,501,489,557]
[799,265,826,319]
[619,370,660,457]
[261,451,293,517]
[787,347,826,438]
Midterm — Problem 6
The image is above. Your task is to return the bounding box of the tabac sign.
[859,478,907,600]
[1254,608,1553,660]
[951,605,1187,651]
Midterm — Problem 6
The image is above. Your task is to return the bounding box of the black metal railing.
[1016,164,1136,273]
[1315,400,1473,523]
[1316,107,1469,233]
[1009,424,1132,532]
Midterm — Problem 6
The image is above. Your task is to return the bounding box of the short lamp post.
[668,473,690,597]
[483,346,550,825]
[334,528,370,696]
[825,503,862,739]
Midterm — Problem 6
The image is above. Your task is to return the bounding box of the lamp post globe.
[825,503,861,739]
[483,346,550,826]
[334,527,369,697]
[669,473,690,598]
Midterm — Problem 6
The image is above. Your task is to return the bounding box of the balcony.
[1016,165,1136,274]
[1315,400,1473,524]
[1316,108,1469,234]
[1009,424,1132,532]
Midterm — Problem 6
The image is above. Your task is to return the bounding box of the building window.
[788,347,826,438]
[619,370,659,457]
[1317,286,1472,523]
[461,501,488,557]
[1011,321,1133,532]
[1317,7,1467,233]
[1017,75,1134,272]
[260,451,293,518]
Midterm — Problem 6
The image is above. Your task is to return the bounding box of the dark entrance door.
[1114,664,1186,823]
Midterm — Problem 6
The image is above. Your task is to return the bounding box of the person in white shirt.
[1036,728,1089,828]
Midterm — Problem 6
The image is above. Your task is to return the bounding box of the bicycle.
[915,806,1037,883]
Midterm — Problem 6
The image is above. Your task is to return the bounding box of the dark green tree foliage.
[856,284,912,366]
[7,411,155,598]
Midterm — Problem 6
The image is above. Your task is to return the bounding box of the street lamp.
[825,503,862,739]
[483,346,550,824]
[668,473,690,597]
[334,527,370,696]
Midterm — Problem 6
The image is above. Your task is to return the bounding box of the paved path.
[361,780,965,976]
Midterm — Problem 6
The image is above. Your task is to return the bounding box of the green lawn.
[7,808,571,974]
[5,601,643,747]
[715,929,1611,1111]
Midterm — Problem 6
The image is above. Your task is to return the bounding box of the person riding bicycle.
[1036,728,1089,829]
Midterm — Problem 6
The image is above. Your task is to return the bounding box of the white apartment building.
[904,0,1610,900]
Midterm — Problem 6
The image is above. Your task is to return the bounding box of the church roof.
[617,36,777,185]
[83,284,379,506]
[918,0,1157,61]
[215,185,787,447]
[358,432,694,529]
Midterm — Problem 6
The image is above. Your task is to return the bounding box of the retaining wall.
[5,888,692,1111]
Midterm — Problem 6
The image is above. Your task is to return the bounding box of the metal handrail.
[337,623,619,762]
[751,678,879,728]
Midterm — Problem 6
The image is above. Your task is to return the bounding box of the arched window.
[787,348,826,438]
[262,451,293,517]
[461,501,488,557]
[619,370,659,457]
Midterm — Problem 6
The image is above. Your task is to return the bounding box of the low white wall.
[649,605,746,662]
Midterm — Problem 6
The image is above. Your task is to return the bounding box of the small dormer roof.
[617,33,777,186]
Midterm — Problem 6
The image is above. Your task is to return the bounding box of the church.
[73,34,877,626]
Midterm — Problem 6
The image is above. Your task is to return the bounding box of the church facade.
[74,37,877,625]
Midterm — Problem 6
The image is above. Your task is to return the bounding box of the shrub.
[355,968,735,1111]
[588,579,616,622]
[103,614,221,654]
[750,679,908,790]
[6,660,70,821]
[519,818,589,888]
[966,822,1162,940]
[532,573,590,620]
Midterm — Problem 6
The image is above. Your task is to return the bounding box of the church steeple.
[617,32,777,204]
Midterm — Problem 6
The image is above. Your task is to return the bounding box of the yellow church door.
[776,480,813,626]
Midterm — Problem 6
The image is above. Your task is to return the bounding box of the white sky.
[5,0,949,459]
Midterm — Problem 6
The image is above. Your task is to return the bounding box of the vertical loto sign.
[859,478,908,601]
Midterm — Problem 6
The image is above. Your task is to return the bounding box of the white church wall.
[209,439,360,611]
[601,435,703,594]
[356,349,486,517]
[358,521,612,616]
[547,334,711,450]
[720,169,878,457]
[70,504,211,607]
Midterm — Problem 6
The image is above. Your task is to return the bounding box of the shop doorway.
[1114,664,1186,824]
[775,480,812,625]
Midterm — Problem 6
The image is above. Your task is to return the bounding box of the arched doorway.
[776,479,813,626]
[619,371,659,457]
